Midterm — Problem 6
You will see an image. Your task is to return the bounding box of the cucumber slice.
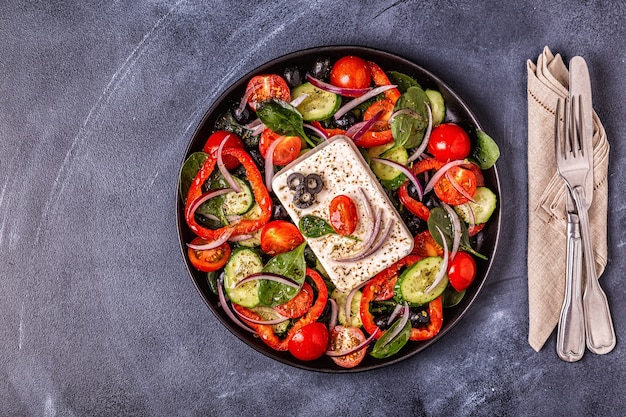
[291,82,341,121]
[425,89,445,125]
[224,248,263,308]
[222,177,254,215]
[454,186,497,224]
[331,288,363,328]
[368,145,409,190]
[395,256,448,305]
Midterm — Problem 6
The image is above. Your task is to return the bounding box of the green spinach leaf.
[258,243,307,306]
[390,86,429,149]
[179,152,208,202]
[388,71,422,93]
[370,315,412,358]
[471,130,500,169]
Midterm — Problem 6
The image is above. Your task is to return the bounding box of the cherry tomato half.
[328,325,367,369]
[288,322,329,361]
[203,130,245,170]
[448,251,477,291]
[273,282,314,319]
[246,74,291,111]
[427,123,472,162]
[260,220,305,256]
[187,238,231,272]
[411,230,443,258]
[434,166,477,205]
[259,129,302,166]
[330,56,372,94]
[329,194,358,235]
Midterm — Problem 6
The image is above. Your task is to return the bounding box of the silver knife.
[569,56,616,355]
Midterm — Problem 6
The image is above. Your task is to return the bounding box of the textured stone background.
[1,1,625,415]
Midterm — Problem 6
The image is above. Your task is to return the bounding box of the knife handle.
[556,213,585,362]
[572,186,617,354]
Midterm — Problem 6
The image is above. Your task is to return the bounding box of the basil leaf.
[427,206,487,260]
[390,86,429,149]
[370,316,412,359]
[258,243,307,306]
[256,99,315,147]
[179,152,208,202]
[299,215,336,238]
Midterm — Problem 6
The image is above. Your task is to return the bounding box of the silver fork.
[555,97,616,356]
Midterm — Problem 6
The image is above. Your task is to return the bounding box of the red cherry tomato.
[427,123,472,162]
[434,166,477,205]
[245,74,291,111]
[329,195,358,235]
[327,325,367,368]
[203,130,245,170]
[411,230,443,258]
[288,322,329,361]
[448,251,477,291]
[260,220,305,256]
[259,129,302,166]
[330,56,372,94]
[273,282,314,319]
[187,239,231,272]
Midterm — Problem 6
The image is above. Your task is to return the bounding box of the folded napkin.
[527,46,610,351]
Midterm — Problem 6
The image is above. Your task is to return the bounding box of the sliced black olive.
[294,188,315,209]
[272,199,290,220]
[310,56,331,81]
[409,307,430,326]
[287,172,305,190]
[333,111,358,130]
[283,66,302,88]
[304,173,323,194]
[375,315,392,331]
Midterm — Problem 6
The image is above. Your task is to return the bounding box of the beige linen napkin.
[527,46,610,351]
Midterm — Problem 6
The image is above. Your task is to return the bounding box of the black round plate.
[176,46,501,373]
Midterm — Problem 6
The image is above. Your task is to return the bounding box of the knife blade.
[568,55,616,355]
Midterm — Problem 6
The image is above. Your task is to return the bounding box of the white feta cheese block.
[272,135,414,292]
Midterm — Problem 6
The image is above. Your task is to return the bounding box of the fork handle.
[556,212,585,362]
[572,186,617,354]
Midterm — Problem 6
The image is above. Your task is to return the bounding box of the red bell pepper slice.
[233,268,328,351]
[367,61,401,104]
[359,255,422,339]
[185,147,272,241]
[409,296,443,341]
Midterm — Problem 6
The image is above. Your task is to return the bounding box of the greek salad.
[179,52,500,369]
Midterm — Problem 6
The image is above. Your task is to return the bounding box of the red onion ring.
[387,303,404,324]
[235,87,255,118]
[228,233,254,242]
[217,135,242,193]
[345,110,383,142]
[334,85,398,120]
[334,207,382,262]
[425,226,449,293]
[304,123,329,141]
[325,327,380,357]
[186,228,235,250]
[328,298,338,329]
[264,135,289,192]
[234,272,301,290]
[217,277,256,334]
[290,94,309,108]
[344,279,369,324]
[408,101,433,162]
[381,303,410,345]
[445,170,476,203]
[233,308,289,325]
[185,188,233,220]
[305,73,372,97]
[371,157,423,200]
[442,204,462,259]
[424,159,468,194]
